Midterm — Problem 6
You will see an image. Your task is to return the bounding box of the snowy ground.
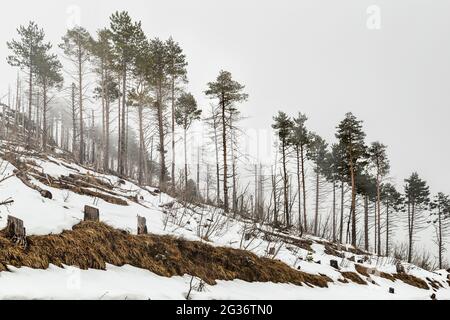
[0,145,449,300]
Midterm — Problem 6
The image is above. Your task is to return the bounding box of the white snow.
[1,147,449,299]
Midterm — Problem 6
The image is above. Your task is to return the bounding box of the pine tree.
[175,92,201,190]
[404,172,430,263]
[7,21,50,145]
[166,37,188,191]
[336,112,367,247]
[381,183,403,255]
[90,28,116,171]
[109,11,146,176]
[429,192,450,269]
[306,133,328,235]
[35,47,63,151]
[289,113,310,232]
[59,26,92,163]
[205,71,248,213]
[368,141,390,254]
[147,38,170,187]
[272,111,293,226]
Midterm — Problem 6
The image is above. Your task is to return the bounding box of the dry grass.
[393,273,429,290]
[0,222,332,287]
[341,272,367,285]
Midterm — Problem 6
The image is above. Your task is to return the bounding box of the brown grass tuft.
[394,273,429,290]
[341,272,367,285]
[0,222,332,287]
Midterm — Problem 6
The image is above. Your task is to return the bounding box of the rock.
[431,293,436,300]
[297,266,301,270]
[40,190,53,199]
[315,260,321,265]
[357,259,364,264]
[389,287,395,294]
[330,260,339,269]
[244,233,252,241]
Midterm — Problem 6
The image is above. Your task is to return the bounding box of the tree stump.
[396,262,405,274]
[137,215,148,235]
[330,260,339,269]
[6,215,27,248]
[389,287,395,294]
[84,205,99,222]
[268,247,275,255]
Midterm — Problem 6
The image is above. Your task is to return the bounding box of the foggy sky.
[0,0,449,197]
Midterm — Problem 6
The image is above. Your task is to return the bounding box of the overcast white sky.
[0,0,449,196]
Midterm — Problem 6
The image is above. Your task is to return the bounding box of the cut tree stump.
[268,247,275,255]
[84,205,99,222]
[330,260,339,269]
[396,262,405,274]
[137,216,148,235]
[6,215,27,248]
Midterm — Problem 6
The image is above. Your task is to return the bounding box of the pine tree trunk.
[376,171,381,255]
[364,195,368,251]
[171,78,176,190]
[282,139,289,226]
[157,83,166,188]
[71,83,76,154]
[78,42,84,164]
[350,160,357,247]
[386,202,390,255]
[221,101,228,213]
[42,79,47,152]
[332,181,336,242]
[104,74,110,171]
[314,166,319,235]
[340,181,344,243]
[119,64,127,176]
[138,104,144,185]
[301,144,307,232]
[184,126,188,189]
[296,146,302,232]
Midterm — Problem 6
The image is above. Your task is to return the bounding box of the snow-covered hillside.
[0,142,449,300]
